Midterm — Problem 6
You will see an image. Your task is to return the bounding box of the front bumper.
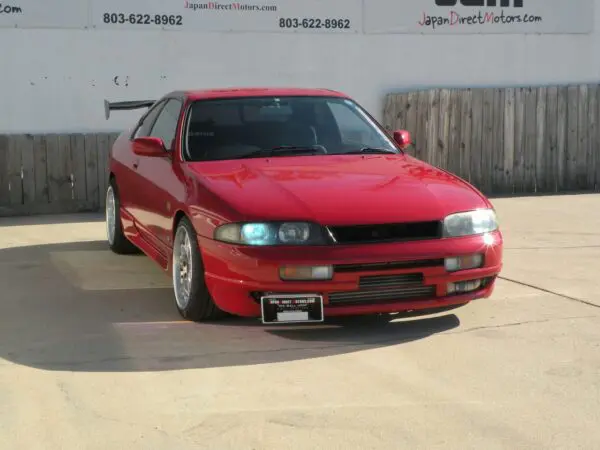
[198,230,503,318]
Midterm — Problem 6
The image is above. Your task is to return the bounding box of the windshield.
[182,96,399,161]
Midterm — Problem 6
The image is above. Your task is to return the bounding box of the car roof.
[165,87,350,101]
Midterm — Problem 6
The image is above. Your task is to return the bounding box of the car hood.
[187,155,489,225]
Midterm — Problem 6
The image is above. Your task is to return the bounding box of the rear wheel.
[106,179,139,254]
[172,216,226,321]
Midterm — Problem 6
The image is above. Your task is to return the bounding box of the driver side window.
[148,99,183,151]
[133,100,166,139]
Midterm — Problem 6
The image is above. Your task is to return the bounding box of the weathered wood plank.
[405,91,419,157]
[7,136,23,205]
[96,133,109,208]
[426,89,440,166]
[566,85,579,191]
[32,135,49,204]
[503,88,515,194]
[459,89,472,182]
[0,136,10,205]
[469,89,484,191]
[437,89,451,170]
[513,88,526,193]
[587,84,597,190]
[595,86,600,190]
[84,134,99,208]
[415,90,429,161]
[389,93,410,153]
[523,87,538,193]
[18,135,36,204]
[382,94,394,131]
[577,84,589,190]
[70,134,87,202]
[535,87,547,192]
[46,134,73,203]
[545,86,558,193]
[394,93,409,132]
[556,86,568,191]
[491,88,505,194]
[480,88,495,195]
[447,89,462,177]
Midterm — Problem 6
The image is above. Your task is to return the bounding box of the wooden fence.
[0,132,118,216]
[383,83,600,195]
[1,82,600,216]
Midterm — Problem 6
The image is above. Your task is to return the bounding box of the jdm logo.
[435,1,523,6]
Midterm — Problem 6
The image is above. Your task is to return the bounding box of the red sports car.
[104,87,503,324]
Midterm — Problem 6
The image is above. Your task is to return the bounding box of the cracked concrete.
[1,194,600,449]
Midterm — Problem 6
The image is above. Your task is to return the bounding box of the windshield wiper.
[341,147,399,155]
[235,145,327,159]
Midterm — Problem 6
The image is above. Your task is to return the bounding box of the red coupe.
[104,87,503,324]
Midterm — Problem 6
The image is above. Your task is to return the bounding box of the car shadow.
[0,239,461,373]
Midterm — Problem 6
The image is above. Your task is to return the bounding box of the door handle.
[133,160,139,169]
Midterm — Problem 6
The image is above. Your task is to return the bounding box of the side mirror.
[132,137,168,157]
[393,129,412,150]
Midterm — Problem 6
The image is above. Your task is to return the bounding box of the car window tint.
[191,102,242,126]
[327,100,391,148]
[149,99,182,150]
[134,101,166,138]
[327,101,373,143]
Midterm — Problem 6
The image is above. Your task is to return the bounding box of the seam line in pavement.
[448,314,599,335]
[499,276,600,310]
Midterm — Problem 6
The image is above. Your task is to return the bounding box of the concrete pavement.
[0,194,599,449]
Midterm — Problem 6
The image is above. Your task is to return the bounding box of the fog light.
[447,279,482,294]
[445,254,483,272]
[279,265,333,281]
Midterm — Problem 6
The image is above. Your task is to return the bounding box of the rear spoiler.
[104,99,156,120]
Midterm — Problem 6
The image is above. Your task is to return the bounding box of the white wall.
[1,3,600,134]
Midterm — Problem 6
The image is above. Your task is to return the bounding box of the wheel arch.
[172,209,189,239]
[108,171,116,190]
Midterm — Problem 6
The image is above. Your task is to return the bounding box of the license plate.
[260,294,324,324]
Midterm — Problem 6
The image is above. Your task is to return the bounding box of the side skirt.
[120,207,170,272]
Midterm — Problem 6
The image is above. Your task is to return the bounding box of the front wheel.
[172,216,226,321]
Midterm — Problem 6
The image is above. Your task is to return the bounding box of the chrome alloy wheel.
[106,185,116,245]
[173,225,193,309]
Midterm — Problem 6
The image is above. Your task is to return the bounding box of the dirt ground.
[1,194,599,450]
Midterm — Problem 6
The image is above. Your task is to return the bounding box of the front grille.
[327,221,442,245]
[328,273,436,306]
[334,259,444,273]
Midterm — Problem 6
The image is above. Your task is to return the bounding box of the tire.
[106,178,140,255]
[172,216,226,321]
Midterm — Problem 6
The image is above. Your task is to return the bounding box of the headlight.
[443,209,498,237]
[214,222,328,246]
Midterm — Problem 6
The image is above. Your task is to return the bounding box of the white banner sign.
[0,0,87,28]
[364,0,594,34]
[90,0,362,33]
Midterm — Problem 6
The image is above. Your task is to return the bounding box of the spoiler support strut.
[104,99,156,120]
